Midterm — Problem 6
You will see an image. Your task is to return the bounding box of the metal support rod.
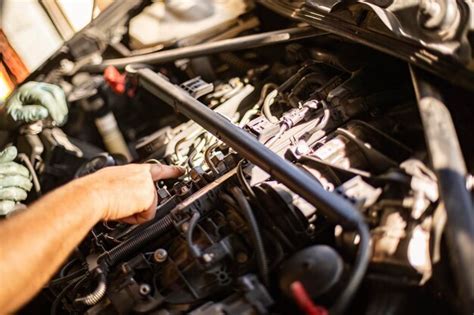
[410,65,474,313]
[80,26,325,72]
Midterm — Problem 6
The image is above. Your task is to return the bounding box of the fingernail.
[177,166,186,173]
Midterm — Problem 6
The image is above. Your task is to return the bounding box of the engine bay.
[9,1,474,315]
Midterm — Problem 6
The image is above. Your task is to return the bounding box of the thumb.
[10,105,49,123]
[0,146,18,163]
[149,164,185,181]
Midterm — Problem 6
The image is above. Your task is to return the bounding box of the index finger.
[149,164,185,181]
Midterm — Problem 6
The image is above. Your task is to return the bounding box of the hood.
[258,0,474,89]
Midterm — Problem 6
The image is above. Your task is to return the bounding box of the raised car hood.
[259,0,474,89]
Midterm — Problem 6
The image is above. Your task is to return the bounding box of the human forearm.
[0,163,183,313]
[0,175,103,313]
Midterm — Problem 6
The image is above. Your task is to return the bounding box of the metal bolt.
[181,222,189,233]
[139,284,151,296]
[121,263,131,274]
[306,224,316,234]
[236,252,248,263]
[202,253,214,263]
[295,140,310,155]
[153,248,168,263]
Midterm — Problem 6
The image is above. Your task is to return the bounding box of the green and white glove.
[0,146,32,216]
[0,82,68,129]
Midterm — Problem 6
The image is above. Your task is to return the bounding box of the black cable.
[50,274,87,315]
[288,72,328,108]
[236,160,257,200]
[75,269,107,305]
[48,268,87,287]
[204,142,219,175]
[186,211,202,258]
[236,160,295,251]
[230,187,269,286]
[220,192,238,209]
[330,222,372,315]
[70,274,91,303]
[59,258,78,278]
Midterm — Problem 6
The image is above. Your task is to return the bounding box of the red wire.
[290,281,329,315]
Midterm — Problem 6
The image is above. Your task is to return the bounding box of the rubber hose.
[50,275,87,315]
[288,72,328,108]
[330,222,372,315]
[262,89,279,123]
[230,187,269,286]
[186,211,202,258]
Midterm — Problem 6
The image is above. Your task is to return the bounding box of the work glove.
[0,82,68,129]
[0,146,32,216]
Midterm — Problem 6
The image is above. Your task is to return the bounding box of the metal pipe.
[410,66,474,313]
[80,27,326,72]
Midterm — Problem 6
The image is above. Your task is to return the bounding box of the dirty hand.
[0,146,32,215]
[1,82,68,129]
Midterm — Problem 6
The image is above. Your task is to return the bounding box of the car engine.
[10,1,474,315]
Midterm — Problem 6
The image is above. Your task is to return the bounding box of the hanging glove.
[0,82,68,129]
[0,146,33,216]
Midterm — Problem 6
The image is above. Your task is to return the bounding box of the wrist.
[69,175,106,223]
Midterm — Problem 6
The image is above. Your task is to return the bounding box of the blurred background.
[0,0,114,101]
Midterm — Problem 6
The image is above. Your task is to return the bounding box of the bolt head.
[202,253,214,263]
[154,248,168,263]
[236,252,249,263]
[139,284,151,296]
[181,222,189,233]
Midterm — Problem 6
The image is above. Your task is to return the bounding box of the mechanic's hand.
[87,163,185,224]
[0,146,33,215]
[1,82,68,129]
